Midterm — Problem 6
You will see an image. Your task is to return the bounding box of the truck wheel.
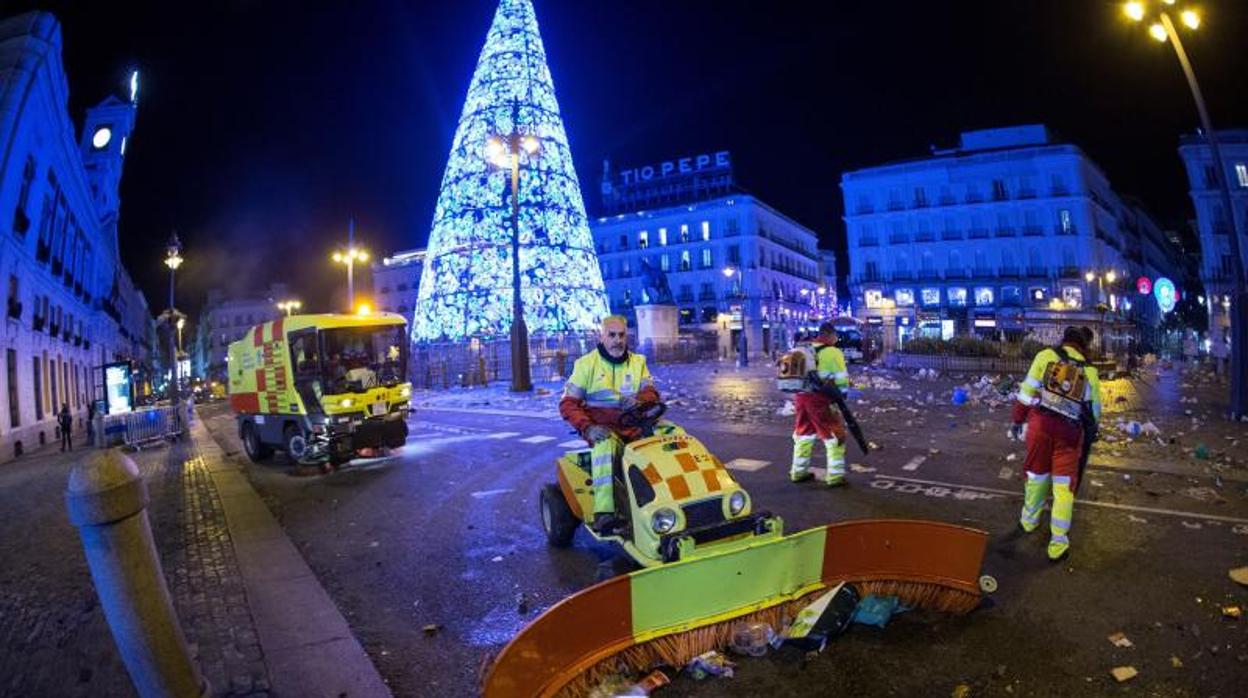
[283,425,308,464]
[242,423,273,463]
[540,484,578,548]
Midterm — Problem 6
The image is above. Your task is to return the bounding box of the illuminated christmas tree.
[413,0,608,341]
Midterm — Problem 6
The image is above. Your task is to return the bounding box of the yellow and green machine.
[227,312,411,465]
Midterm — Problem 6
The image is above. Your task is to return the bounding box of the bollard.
[66,450,209,698]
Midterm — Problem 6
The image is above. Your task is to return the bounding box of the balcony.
[1022,226,1044,237]
[49,323,60,337]
[938,195,956,206]
[1058,266,1080,278]
[968,229,989,239]
[855,203,874,215]
[941,229,963,241]
[965,193,984,204]
[1055,226,1077,236]
[1050,185,1070,197]
[892,271,915,281]
[887,201,905,212]
[698,291,717,301]
[1026,266,1047,277]
[1016,189,1037,199]
[915,231,935,242]
[972,267,995,278]
[36,240,50,263]
[918,269,940,280]
[999,266,1020,278]
[32,314,45,332]
[62,328,71,343]
[888,235,910,245]
[859,237,879,247]
[677,293,694,303]
[994,227,1016,238]
[945,269,968,279]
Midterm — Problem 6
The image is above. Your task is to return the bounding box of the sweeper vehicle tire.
[541,483,577,548]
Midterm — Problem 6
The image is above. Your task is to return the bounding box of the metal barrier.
[100,407,184,449]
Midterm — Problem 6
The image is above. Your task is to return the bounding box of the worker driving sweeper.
[559,315,681,534]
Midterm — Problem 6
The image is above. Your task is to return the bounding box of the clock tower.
[80,70,139,227]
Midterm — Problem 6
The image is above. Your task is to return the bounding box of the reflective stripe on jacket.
[558,348,658,432]
[1012,345,1102,424]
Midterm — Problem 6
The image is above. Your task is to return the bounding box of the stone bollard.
[66,450,209,698]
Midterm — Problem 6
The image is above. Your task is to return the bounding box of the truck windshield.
[321,324,407,393]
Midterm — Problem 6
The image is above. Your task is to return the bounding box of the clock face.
[92,126,112,149]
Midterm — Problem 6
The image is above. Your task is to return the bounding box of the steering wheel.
[618,400,667,434]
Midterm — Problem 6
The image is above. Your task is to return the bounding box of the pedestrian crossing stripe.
[558,439,586,449]
[485,432,521,439]
[519,435,556,444]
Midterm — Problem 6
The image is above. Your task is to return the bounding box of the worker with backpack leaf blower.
[776,321,870,487]
[1010,325,1102,562]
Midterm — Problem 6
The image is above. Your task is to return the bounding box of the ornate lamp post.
[163,233,184,403]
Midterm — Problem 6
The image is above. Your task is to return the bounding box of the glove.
[1007,423,1026,442]
[584,425,612,445]
[618,395,637,411]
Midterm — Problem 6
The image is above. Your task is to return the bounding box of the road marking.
[485,432,520,439]
[558,439,586,449]
[872,474,1248,525]
[519,435,556,444]
[471,489,513,499]
[901,455,926,472]
[724,458,771,472]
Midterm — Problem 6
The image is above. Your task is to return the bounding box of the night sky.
[11,0,1248,316]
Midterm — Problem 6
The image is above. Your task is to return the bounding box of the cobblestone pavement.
[0,430,271,698]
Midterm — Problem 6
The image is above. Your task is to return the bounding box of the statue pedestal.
[634,305,679,356]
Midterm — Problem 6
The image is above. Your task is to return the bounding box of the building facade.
[591,152,829,356]
[0,11,155,460]
[843,125,1182,352]
[371,248,425,317]
[191,284,286,383]
[1177,129,1248,349]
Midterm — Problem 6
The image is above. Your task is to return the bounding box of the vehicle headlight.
[728,491,748,516]
[399,386,411,398]
[651,508,677,534]
[339,398,354,408]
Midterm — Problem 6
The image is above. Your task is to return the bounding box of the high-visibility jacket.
[558,346,659,433]
[804,340,850,393]
[1011,344,1102,425]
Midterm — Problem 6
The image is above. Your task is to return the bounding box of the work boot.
[592,513,619,535]
[790,471,814,484]
[1047,540,1070,563]
[823,475,846,488]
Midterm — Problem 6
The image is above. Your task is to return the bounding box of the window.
[1001,286,1022,305]
[658,228,668,246]
[32,357,41,421]
[914,188,927,207]
[7,349,17,428]
[679,250,691,272]
[1058,209,1073,234]
[701,221,710,241]
[13,156,35,236]
[1237,163,1248,188]
[894,289,915,306]
[921,288,941,306]
[660,254,670,272]
[1204,165,1219,189]
[680,224,689,243]
[1061,286,1083,308]
[728,245,740,264]
[701,248,712,269]
[864,289,884,308]
[638,230,649,248]
[975,287,994,306]
[623,289,632,305]
[49,359,57,414]
[947,287,968,306]
[864,260,880,280]
[622,260,631,276]
[619,233,628,249]
[700,281,713,298]
[700,307,718,323]
[726,218,740,236]
[992,179,1007,200]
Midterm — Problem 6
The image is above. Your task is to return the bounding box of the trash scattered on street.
[1005,453,1017,462]
[422,623,441,635]
[1107,631,1133,648]
[851,594,907,628]
[777,583,858,652]
[776,400,795,416]
[1110,666,1138,682]
[1230,567,1248,586]
[618,669,670,696]
[1180,521,1203,530]
[1222,605,1242,620]
[730,621,776,656]
[686,650,735,680]
[951,683,971,698]
[1170,655,1184,668]
[849,463,877,473]
[588,674,636,698]
[997,467,1014,480]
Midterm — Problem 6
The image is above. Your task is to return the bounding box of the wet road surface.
[198,383,1248,697]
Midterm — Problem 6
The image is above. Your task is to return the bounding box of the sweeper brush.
[482,519,989,697]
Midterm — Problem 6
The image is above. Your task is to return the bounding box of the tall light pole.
[1123,1,1248,417]
[485,100,540,392]
[163,233,183,403]
[332,218,368,313]
[724,266,748,366]
[276,300,303,317]
[1085,269,1119,355]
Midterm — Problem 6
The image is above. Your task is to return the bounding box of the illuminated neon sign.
[1154,277,1177,313]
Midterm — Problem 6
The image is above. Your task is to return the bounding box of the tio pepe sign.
[619,151,731,185]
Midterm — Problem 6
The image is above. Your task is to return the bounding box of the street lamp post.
[163,234,183,404]
[723,266,748,366]
[332,219,368,313]
[485,101,540,392]
[276,300,303,317]
[1085,269,1119,356]
[1124,1,1248,417]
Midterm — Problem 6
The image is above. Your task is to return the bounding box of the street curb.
[189,418,392,698]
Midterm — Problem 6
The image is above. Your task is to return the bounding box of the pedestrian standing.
[1211,327,1229,376]
[86,400,97,445]
[58,403,73,452]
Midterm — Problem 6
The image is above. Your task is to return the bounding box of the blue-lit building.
[0,12,155,460]
[1178,129,1248,349]
[591,151,832,357]
[842,125,1182,352]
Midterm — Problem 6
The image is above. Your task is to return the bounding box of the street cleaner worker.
[1011,326,1102,562]
[787,321,852,487]
[559,315,676,534]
